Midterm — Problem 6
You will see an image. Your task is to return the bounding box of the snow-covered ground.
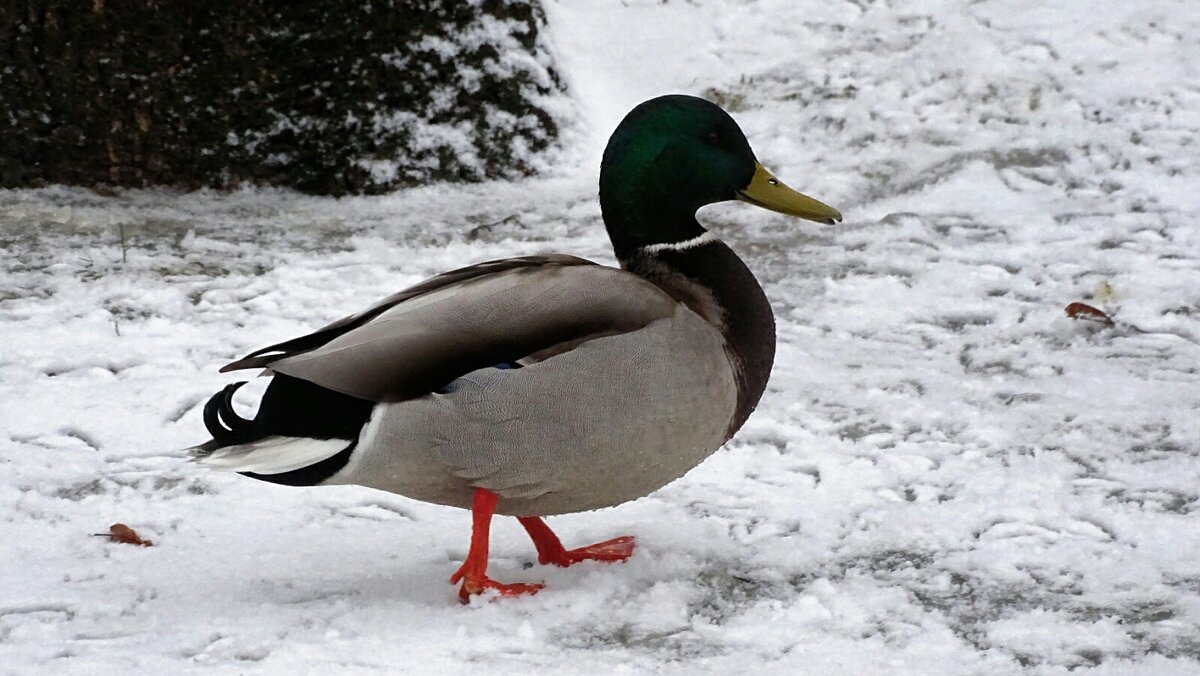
[3,0,1199,673]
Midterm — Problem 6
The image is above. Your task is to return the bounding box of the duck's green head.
[600,94,841,258]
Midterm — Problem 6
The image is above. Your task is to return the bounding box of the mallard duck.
[191,94,842,602]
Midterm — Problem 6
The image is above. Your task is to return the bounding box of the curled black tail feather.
[203,381,256,444]
[193,374,375,486]
[197,374,373,453]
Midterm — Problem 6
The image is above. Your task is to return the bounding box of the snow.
[2,0,1199,673]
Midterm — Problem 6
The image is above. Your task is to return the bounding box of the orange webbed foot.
[518,516,636,568]
[451,489,545,603]
[454,576,544,604]
[543,535,636,567]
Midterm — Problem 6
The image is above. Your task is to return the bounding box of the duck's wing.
[220,254,680,402]
[222,254,588,371]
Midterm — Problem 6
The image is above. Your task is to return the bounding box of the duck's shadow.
[201,539,558,610]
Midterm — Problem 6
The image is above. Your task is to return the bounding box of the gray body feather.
[216,258,741,515]
[336,304,737,515]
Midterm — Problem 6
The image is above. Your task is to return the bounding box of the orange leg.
[449,488,543,603]
[517,516,636,567]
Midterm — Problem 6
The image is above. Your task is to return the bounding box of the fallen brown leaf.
[93,523,154,547]
[1065,302,1114,326]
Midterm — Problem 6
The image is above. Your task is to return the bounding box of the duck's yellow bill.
[736,163,842,225]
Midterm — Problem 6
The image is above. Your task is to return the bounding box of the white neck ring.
[638,231,718,254]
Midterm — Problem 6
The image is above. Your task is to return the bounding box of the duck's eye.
[767,178,779,186]
[702,131,720,144]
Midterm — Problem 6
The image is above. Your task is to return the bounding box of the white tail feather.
[191,436,349,475]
